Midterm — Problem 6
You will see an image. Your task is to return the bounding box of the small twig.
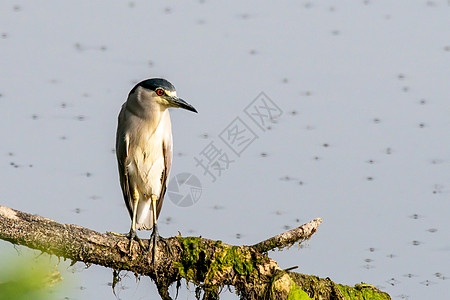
[284,266,298,272]
[251,218,322,253]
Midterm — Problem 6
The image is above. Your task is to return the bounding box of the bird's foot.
[148,226,173,266]
[149,227,159,265]
[127,229,146,252]
[108,230,145,255]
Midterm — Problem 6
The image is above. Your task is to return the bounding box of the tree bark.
[0,205,390,300]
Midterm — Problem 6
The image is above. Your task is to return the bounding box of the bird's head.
[131,78,197,113]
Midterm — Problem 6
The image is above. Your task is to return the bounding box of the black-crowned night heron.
[115,78,197,261]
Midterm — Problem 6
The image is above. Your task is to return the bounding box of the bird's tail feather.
[136,198,154,230]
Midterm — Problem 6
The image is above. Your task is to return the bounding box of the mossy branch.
[0,205,390,300]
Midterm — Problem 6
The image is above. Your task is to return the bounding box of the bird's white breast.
[127,109,172,199]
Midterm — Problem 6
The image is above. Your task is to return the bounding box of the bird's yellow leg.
[128,188,145,250]
[149,194,159,260]
[151,194,158,227]
[131,189,139,233]
[108,189,145,252]
[149,194,172,264]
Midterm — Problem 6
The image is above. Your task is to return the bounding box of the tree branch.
[0,205,390,300]
[251,218,322,253]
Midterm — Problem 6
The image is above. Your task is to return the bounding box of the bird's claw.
[148,226,173,265]
[127,230,146,253]
[107,230,145,254]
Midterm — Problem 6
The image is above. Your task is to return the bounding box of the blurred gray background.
[0,1,449,299]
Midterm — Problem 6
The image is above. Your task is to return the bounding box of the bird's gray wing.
[116,105,133,219]
[156,137,172,219]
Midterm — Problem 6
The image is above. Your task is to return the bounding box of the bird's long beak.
[169,97,198,113]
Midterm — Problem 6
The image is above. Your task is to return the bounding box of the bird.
[115,78,197,262]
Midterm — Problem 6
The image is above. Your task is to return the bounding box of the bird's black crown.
[129,78,176,95]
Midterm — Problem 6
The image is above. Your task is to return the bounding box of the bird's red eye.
[156,88,164,96]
